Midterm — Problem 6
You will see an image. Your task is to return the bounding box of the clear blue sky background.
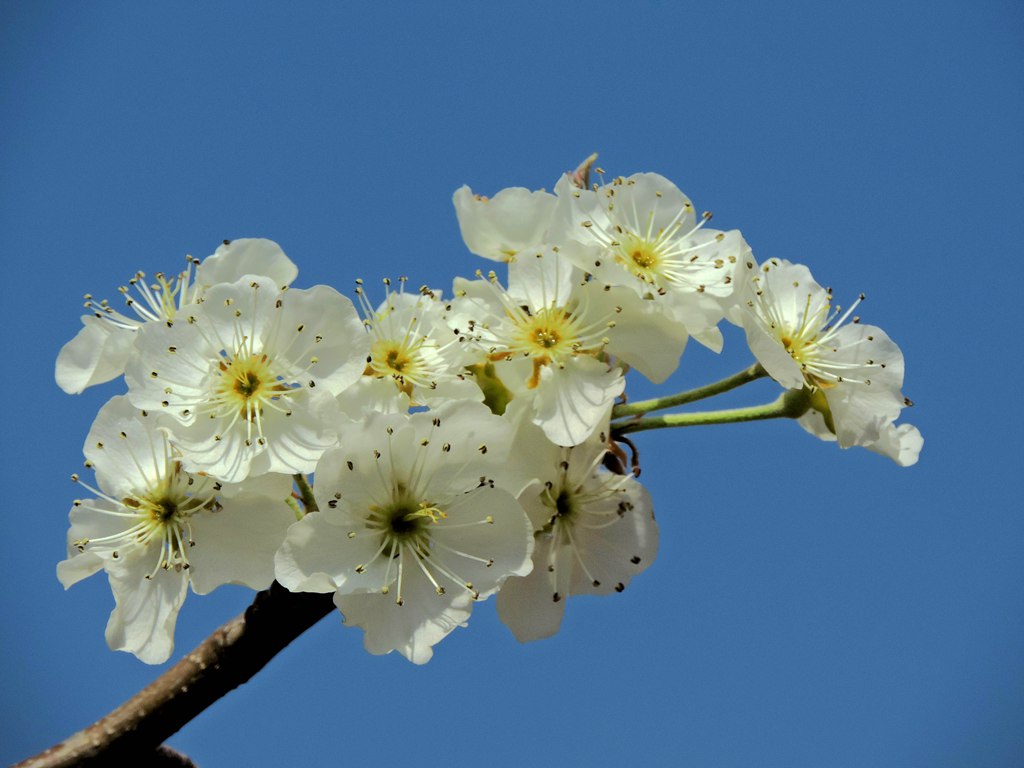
[2,2,1022,766]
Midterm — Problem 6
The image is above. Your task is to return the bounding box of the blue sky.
[2,1,1022,765]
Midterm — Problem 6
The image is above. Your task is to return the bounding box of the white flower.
[449,248,688,444]
[56,238,297,394]
[551,172,743,351]
[449,253,623,447]
[337,278,481,417]
[453,184,557,262]
[736,259,918,456]
[496,402,658,642]
[275,402,533,664]
[450,248,689,446]
[57,396,294,663]
[125,276,368,483]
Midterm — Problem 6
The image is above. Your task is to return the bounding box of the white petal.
[104,555,189,664]
[335,376,411,420]
[689,324,724,353]
[275,511,373,594]
[58,492,140,583]
[329,404,512,503]
[824,387,890,448]
[171,415,254,483]
[819,324,906,447]
[198,277,282,348]
[566,482,658,596]
[196,238,298,290]
[124,318,214,423]
[311,439,396,516]
[432,486,534,599]
[57,551,104,588]
[758,261,830,322]
[335,580,474,664]
[797,408,838,443]
[531,356,624,446]
[744,321,806,389]
[255,390,342,475]
[187,492,295,594]
[410,401,514,496]
[218,471,293,500]
[275,284,369,396]
[672,227,744,298]
[594,286,689,384]
[507,247,579,310]
[502,398,566,505]
[171,388,340,483]
[453,185,556,262]
[83,396,166,497]
[866,422,924,467]
[496,534,566,642]
[608,173,697,234]
[55,317,136,394]
[417,375,485,409]
[819,327,909,448]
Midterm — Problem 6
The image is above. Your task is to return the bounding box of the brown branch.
[15,583,335,768]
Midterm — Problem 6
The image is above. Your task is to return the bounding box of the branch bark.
[15,583,335,768]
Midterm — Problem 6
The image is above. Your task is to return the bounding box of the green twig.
[612,388,810,436]
[612,363,767,419]
[292,473,319,514]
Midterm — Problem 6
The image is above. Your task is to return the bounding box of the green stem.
[612,388,810,436]
[292,473,319,514]
[612,363,767,419]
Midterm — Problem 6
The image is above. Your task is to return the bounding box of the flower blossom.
[447,248,686,446]
[275,402,533,663]
[56,239,298,394]
[735,258,920,463]
[551,172,744,352]
[125,276,368,483]
[57,396,294,663]
[496,402,658,641]
[337,278,481,418]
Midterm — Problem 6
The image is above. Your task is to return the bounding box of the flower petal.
[55,316,136,394]
[104,554,189,664]
[187,492,295,594]
[531,356,624,446]
[335,582,474,664]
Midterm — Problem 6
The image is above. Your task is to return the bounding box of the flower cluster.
[56,160,921,665]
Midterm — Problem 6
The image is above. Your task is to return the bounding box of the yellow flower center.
[217,353,282,420]
[532,326,562,349]
[616,234,662,283]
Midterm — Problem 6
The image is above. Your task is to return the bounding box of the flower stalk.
[293,473,318,515]
[611,388,811,436]
[611,363,768,419]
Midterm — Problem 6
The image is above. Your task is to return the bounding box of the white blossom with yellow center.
[275,401,533,664]
[57,396,294,663]
[738,259,920,462]
[448,249,625,447]
[338,278,481,417]
[448,248,688,445]
[125,275,369,483]
[495,401,658,642]
[56,238,297,394]
[552,172,744,352]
